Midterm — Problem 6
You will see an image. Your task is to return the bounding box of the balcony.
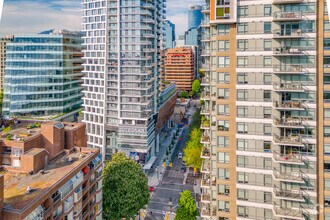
[202,49,210,56]
[201,64,210,71]
[201,193,211,203]
[201,134,211,144]
[273,117,304,128]
[201,107,211,115]
[273,204,305,220]
[273,169,307,183]
[273,134,304,146]
[201,178,211,188]
[201,148,211,159]
[273,151,307,165]
[202,5,210,13]
[200,207,211,218]
[273,187,305,202]
[273,82,305,92]
[201,78,210,86]
[273,46,306,56]
[201,120,211,130]
[273,29,303,38]
[273,64,306,74]
[201,160,211,173]
[273,101,305,111]
[273,11,302,21]
[273,0,304,4]
[201,91,211,100]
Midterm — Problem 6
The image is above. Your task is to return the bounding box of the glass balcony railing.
[273,82,305,92]
[273,101,304,110]
[273,11,302,21]
[273,134,303,146]
[273,117,304,128]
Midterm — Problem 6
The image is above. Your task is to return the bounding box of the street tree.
[191,80,201,96]
[183,128,203,170]
[175,190,198,220]
[180,90,189,98]
[103,152,150,220]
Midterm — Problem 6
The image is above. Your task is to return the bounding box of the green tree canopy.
[183,127,203,170]
[103,152,150,220]
[175,190,198,220]
[191,80,201,96]
[180,90,189,98]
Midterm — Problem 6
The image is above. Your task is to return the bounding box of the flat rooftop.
[2,148,99,211]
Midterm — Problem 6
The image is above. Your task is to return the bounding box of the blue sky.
[0,0,204,36]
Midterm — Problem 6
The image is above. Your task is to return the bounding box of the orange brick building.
[165,47,196,91]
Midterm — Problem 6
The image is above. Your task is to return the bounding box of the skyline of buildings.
[188,4,203,30]
[164,20,176,49]
[2,30,84,121]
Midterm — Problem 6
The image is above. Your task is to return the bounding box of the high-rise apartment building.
[82,0,165,165]
[0,37,12,91]
[0,121,102,220]
[200,0,322,219]
[165,47,195,91]
[188,5,203,30]
[3,30,84,121]
[164,20,175,49]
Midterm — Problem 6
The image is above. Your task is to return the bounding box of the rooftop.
[3,148,99,211]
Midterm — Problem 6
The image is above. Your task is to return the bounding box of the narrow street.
[145,99,199,219]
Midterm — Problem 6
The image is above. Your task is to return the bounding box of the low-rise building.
[0,122,102,220]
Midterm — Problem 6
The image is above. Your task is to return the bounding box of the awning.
[143,156,157,170]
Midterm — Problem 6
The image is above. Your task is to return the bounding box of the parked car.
[178,152,183,159]
[149,186,155,192]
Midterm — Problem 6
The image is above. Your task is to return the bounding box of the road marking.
[149,201,177,206]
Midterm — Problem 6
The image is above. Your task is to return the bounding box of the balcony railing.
[201,107,211,115]
[273,151,307,165]
[273,11,302,21]
[273,64,305,74]
[201,149,211,158]
[201,91,211,100]
[201,193,211,203]
[273,0,304,4]
[201,208,211,217]
[273,101,304,110]
[273,82,304,92]
[273,204,305,219]
[273,29,303,38]
[201,160,211,173]
[201,179,211,188]
[273,169,307,183]
[273,46,305,56]
[273,186,305,201]
[273,134,303,146]
[201,135,210,143]
[273,117,303,127]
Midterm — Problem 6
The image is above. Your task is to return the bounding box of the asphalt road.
[145,102,198,220]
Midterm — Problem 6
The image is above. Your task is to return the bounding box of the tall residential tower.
[82,0,165,165]
[200,0,325,219]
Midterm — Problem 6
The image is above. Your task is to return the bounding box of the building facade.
[82,0,165,165]
[200,0,322,219]
[164,20,175,49]
[0,122,102,220]
[185,27,201,47]
[0,37,12,92]
[165,47,195,91]
[2,30,84,120]
[188,5,203,30]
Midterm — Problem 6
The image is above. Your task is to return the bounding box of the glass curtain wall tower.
[82,0,165,164]
[200,0,322,219]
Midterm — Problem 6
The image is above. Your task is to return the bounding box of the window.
[264,157,272,169]
[263,141,271,152]
[264,192,272,204]
[325,109,330,119]
[263,107,271,118]
[237,106,248,117]
[218,152,230,163]
[237,73,248,84]
[237,172,248,183]
[218,40,230,51]
[237,23,248,34]
[263,124,272,135]
[264,175,272,187]
[263,90,271,101]
[325,127,330,137]
[237,123,248,134]
[218,120,230,131]
[264,22,271,34]
[264,5,272,16]
[238,6,248,17]
[218,136,229,148]
[325,39,330,50]
[263,56,272,67]
[325,144,330,155]
[218,88,229,99]
[218,168,230,180]
[237,89,247,101]
[237,189,248,200]
[325,179,330,190]
[237,206,248,217]
[237,39,247,51]
[218,24,230,35]
[219,56,230,67]
[218,104,229,115]
[264,73,272,84]
[264,39,272,51]
[218,184,230,195]
[237,56,248,67]
[218,201,230,212]
[237,139,248,151]
[325,92,330,102]
[237,156,248,167]
[218,72,229,83]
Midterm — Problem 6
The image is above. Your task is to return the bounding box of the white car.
[178,152,183,159]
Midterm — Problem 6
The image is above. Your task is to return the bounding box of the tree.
[191,80,201,96]
[183,128,203,170]
[175,190,198,220]
[103,152,150,220]
[180,90,189,99]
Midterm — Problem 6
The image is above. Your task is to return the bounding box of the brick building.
[0,122,102,220]
[165,47,196,91]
